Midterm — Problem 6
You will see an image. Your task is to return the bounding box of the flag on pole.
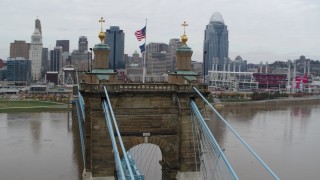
[139,43,145,53]
[135,26,146,41]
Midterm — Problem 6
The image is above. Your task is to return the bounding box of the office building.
[0,58,6,81]
[56,40,70,53]
[50,46,62,71]
[204,12,229,74]
[0,59,4,69]
[124,54,129,68]
[105,26,125,69]
[46,72,59,85]
[42,48,49,76]
[231,56,247,72]
[125,51,143,82]
[10,40,30,59]
[191,61,203,75]
[70,50,91,71]
[145,42,172,75]
[127,51,142,68]
[0,69,6,81]
[168,38,183,72]
[6,57,32,84]
[29,18,43,81]
[78,36,88,53]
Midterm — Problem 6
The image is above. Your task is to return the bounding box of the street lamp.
[87,51,90,72]
[89,48,93,83]
[203,51,207,84]
[89,48,93,72]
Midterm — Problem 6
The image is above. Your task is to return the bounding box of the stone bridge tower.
[77,19,207,180]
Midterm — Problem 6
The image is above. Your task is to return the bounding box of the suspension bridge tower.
[75,18,208,180]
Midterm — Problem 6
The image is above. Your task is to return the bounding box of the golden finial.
[181,21,188,45]
[98,17,106,43]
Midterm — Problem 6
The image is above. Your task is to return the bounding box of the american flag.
[135,26,146,41]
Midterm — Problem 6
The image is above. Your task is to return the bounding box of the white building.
[29,19,43,82]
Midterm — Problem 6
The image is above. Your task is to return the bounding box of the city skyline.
[1,0,319,63]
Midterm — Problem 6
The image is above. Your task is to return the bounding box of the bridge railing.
[190,99,238,180]
[79,83,207,93]
[72,99,86,170]
[73,70,86,169]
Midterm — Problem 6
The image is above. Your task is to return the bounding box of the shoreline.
[0,100,70,113]
[222,95,320,107]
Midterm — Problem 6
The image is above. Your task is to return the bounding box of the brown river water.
[0,100,319,179]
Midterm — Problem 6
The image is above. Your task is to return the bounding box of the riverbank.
[222,95,320,107]
[0,99,70,113]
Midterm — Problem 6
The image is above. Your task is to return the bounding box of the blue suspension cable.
[103,86,136,179]
[193,87,280,180]
[102,100,126,179]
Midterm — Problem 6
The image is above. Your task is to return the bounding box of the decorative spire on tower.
[181,21,188,46]
[35,17,42,35]
[98,17,106,43]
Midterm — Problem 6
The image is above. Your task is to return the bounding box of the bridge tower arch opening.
[128,143,162,180]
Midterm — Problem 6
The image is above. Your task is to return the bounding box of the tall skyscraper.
[50,47,62,71]
[204,12,229,74]
[56,40,70,53]
[105,26,125,70]
[78,36,88,53]
[29,18,43,81]
[10,40,30,59]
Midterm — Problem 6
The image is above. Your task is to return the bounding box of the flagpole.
[143,19,147,83]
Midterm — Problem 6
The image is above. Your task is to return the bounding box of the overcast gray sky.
[1,0,319,63]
